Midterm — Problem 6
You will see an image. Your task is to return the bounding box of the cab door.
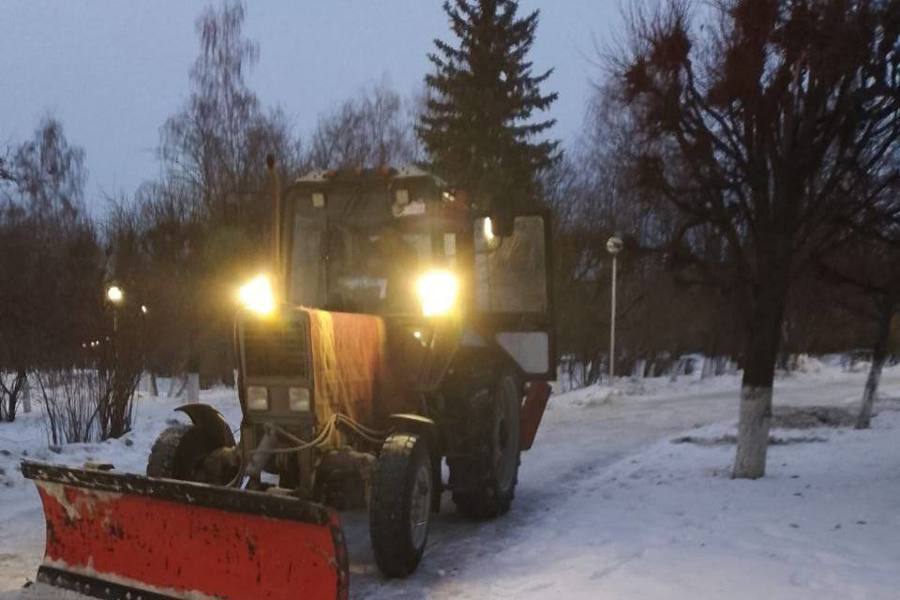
[471,212,555,380]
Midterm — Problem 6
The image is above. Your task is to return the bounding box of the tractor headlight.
[238,274,275,317]
[288,387,310,412]
[246,386,269,411]
[415,270,459,317]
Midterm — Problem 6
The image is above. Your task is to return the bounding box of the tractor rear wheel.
[147,423,236,484]
[369,433,433,578]
[450,371,521,519]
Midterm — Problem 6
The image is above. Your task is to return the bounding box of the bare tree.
[151,1,303,384]
[309,81,418,170]
[609,0,900,477]
[160,0,301,227]
[817,187,900,428]
[2,117,85,220]
[0,117,103,421]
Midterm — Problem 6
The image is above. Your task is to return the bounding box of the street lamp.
[606,236,624,384]
[106,285,124,305]
[106,285,124,334]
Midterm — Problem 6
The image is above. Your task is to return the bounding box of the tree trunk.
[733,271,788,479]
[856,299,893,429]
[187,372,200,403]
[701,356,715,379]
[22,373,31,413]
[631,358,646,381]
[1,370,27,422]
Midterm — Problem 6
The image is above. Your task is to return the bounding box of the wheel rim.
[493,378,519,491]
[409,461,432,550]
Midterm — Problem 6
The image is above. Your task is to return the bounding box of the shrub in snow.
[35,366,140,445]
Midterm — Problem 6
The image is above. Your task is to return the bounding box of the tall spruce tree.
[418,0,559,226]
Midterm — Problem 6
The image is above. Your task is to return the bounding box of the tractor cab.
[269,165,555,380]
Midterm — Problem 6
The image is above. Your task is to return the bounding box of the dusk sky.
[1,1,621,213]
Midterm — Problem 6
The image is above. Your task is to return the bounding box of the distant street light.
[140,304,148,315]
[106,285,124,334]
[606,236,624,384]
[106,285,124,305]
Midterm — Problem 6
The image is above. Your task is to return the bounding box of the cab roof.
[294,165,446,187]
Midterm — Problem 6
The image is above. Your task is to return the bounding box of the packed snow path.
[2,366,899,599]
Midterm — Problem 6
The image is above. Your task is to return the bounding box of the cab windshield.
[288,209,436,315]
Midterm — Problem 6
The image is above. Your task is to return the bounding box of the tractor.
[23,164,554,600]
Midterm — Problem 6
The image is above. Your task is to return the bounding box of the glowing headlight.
[246,386,269,411]
[238,274,275,316]
[416,270,459,317]
[289,387,310,412]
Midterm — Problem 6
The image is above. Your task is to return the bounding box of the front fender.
[175,404,236,448]
[388,414,437,442]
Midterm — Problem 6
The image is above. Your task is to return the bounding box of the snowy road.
[2,366,899,599]
[349,369,900,598]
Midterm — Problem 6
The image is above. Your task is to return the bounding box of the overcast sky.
[1,1,621,213]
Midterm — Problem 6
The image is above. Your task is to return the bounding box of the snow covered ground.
[2,363,899,599]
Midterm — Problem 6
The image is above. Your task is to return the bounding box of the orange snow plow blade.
[22,461,348,600]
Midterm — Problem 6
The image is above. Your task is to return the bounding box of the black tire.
[147,423,225,482]
[449,371,521,519]
[369,433,433,578]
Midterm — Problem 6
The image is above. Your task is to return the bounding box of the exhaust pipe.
[266,154,283,299]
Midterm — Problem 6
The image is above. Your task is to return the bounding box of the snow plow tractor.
[23,165,555,600]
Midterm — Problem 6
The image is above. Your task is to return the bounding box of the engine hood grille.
[241,312,310,379]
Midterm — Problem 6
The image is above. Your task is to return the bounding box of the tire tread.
[370,433,430,578]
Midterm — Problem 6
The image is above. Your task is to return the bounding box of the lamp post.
[606,236,623,384]
[106,285,124,333]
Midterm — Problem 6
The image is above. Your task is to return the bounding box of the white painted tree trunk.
[631,359,646,381]
[21,378,31,413]
[856,358,883,429]
[669,358,683,382]
[856,304,892,429]
[733,385,772,479]
[186,372,200,404]
[700,356,715,379]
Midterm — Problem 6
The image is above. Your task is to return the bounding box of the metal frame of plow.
[22,461,349,600]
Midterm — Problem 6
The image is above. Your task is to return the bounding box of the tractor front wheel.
[147,423,237,484]
[369,432,433,578]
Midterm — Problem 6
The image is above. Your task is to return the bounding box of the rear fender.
[175,403,236,448]
[520,381,552,451]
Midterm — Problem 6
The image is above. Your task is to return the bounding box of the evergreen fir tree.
[418,0,559,224]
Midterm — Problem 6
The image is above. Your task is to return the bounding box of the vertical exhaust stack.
[266,153,283,300]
